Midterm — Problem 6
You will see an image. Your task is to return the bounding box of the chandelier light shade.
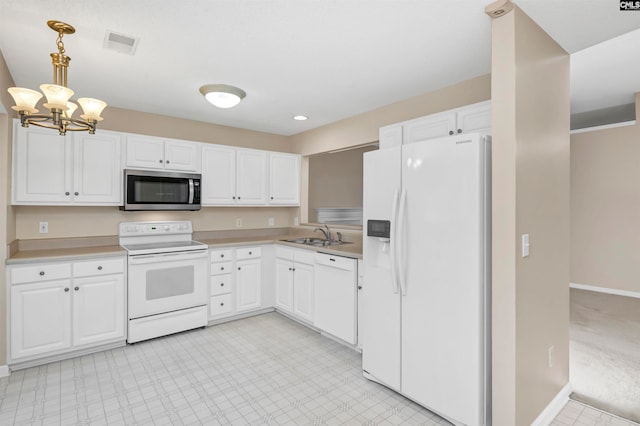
[199,84,246,109]
[7,20,107,135]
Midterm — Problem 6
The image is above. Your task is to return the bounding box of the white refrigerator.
[362,133,491,426]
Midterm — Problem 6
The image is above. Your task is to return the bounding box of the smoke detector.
[103,30,139,55]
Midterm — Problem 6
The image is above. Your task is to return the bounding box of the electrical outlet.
[548,345,555,368]
[268,217,275,227]
[235,218,242,228]
[293,217,299,226]
[39,222,48,234]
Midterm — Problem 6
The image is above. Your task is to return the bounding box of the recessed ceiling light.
[293,115,308,121]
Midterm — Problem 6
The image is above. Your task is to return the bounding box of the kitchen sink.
[283,237,352,247]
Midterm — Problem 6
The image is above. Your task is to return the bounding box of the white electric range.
[119,221,208,343]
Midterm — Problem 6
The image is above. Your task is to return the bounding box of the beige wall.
[571,96,640,293]
[290,75,491,156]
[492,6,570,425]
[307,146,376,222]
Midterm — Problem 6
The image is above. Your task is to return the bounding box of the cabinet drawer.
[294,249,315,265]
[210,294,233,316]
[236,247,262,260]
[73,258,125,277]
[11,263,72,284]
[275,246,294,260]
[210,249,232,263]
[211,261,233,275]
[210,274,233,296]
[315,253,356,271]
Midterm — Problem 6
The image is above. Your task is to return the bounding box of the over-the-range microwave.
[121,169,201,211]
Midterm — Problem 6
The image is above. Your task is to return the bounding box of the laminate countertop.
[6,235,362,265]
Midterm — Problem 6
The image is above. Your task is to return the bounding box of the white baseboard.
[570,282,640,299]
[531,382,572,426]
[0,365,10,378]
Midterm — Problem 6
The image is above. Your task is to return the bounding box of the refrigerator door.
[400,134,487,426]
[361,146,402,391]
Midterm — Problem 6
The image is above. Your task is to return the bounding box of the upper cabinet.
[202,145,299,207]
[379,101,491,149]
[125,135,200,172]
[12,121,122,205]
[269,152,300,205]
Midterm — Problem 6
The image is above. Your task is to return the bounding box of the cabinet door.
[72,274,125,347]
[72,132,122,204]
[379,124,403,150]
[236,259,262,312]
[404,112,456,144]
[269,152,300,205]
[293,262,314,323]
[13,122,72,204]
[201,145,236,205]
[10,280,72,360]
[455,101,492,135]
[236,149,267,205]
[125,135,164,169]
[275,258,294,313]
[165,139,199,171]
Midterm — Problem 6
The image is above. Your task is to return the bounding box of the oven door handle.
[128,249,208,264]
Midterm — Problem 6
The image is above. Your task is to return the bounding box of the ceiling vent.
[103,30,139,55]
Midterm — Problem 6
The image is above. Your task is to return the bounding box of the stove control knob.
[164,226,170,231]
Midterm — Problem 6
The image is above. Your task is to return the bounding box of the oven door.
[128,249,208,319]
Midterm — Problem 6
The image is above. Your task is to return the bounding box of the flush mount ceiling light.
[293,115,308,121]
[7,20,107,135]
[199,84,246,109]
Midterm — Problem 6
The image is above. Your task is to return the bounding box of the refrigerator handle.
[397,188,408,296]
[390,188,400,294]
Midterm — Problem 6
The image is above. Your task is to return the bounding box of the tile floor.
[0,312,635,426]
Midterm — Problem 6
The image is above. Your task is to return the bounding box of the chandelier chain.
[56,31,66,55]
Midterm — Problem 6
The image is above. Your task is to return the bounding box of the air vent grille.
[103,30,139,55]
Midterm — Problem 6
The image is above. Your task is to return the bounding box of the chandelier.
[7,20,107,135]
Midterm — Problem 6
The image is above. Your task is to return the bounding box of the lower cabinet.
[275,247,314,323]
[208,246,264,319]
[9,256,126,363]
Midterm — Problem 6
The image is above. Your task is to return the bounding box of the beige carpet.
[570,288,640,423]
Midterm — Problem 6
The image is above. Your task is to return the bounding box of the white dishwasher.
[314,252,358,345]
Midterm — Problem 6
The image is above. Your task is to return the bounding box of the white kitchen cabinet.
[209,248,234,319]
[8,255,126,364]
[10,279,72,360]
[72,274,125,347]
[125,134,199,172]
[12,122,70,203]
[12,121,123,205]
[275,247,314,323]
[379,101,491,149]
[235,259,262,312]
[72,132,122,204]
[314,253,357,344]
[236,149,268,205]
[268,152,300,205]
[201,146,268,206]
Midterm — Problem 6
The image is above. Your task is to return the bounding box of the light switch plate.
[39,222,48,234]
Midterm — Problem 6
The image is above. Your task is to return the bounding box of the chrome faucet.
[314,224,332,241]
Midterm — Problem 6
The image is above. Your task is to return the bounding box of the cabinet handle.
[220,302,224,306]
[65,192,70,196]
[220,267,224,271]
[270,196,274,200]
[166,160,170,164]
[74,286,79,291]
[220,283,224,287]
[64,287,69,292]
[74,192,79,196]
[448,130,454,136]
[220,254,224,258]
[238,196,241,200]
[159,159,163,163]
[237,267,241,270]
[233,196,236,200]
[457,129,462,134]
[358,286,363,290]
[249,251,252,255]
[292,268,296,272]
[97,266,103,270]
[288,267,292,271]
[39,271,45,276]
